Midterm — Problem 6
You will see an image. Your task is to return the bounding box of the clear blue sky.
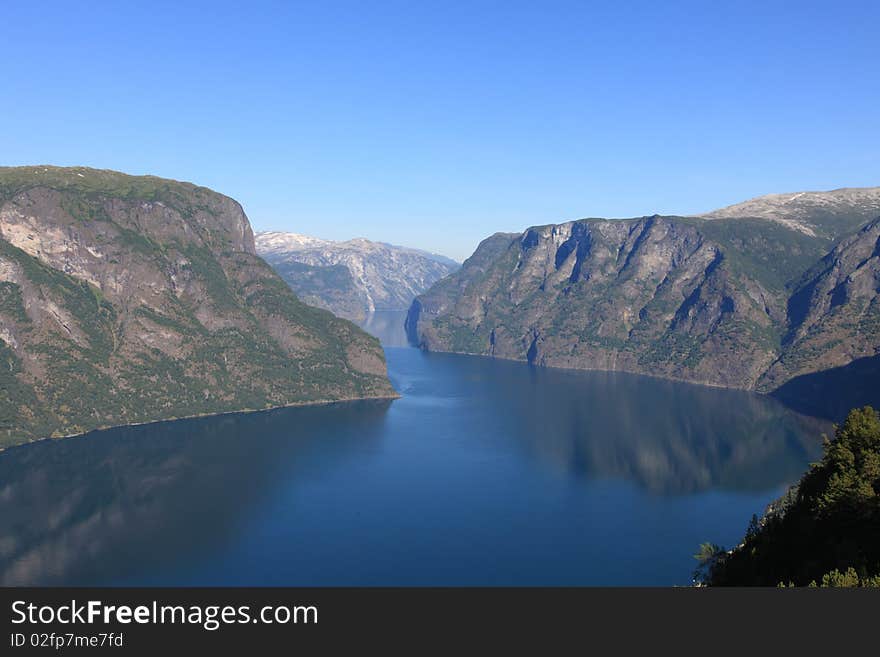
[4,1,878,260]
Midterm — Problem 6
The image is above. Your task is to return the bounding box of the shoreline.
[416,346,762,392]
[414,346,835,421]
[0,391,401,454]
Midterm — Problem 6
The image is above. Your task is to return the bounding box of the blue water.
[0,312,827,586]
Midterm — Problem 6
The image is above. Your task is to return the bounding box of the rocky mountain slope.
[0,166,395,448]
[407,187,880,411]
[763,216,880,387]
[700,187,880,240]
[256,231,458,321]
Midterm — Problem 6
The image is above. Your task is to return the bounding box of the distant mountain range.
[0,166,395,448]
[256,231,459,321]
[407,186,880,419]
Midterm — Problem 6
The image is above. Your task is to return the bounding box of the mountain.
[255,231,459,321]
[407,187,880,412]
[700,187,880,240]
[0,166,395,448]
[764,217,880,418]
[765,216,880,386]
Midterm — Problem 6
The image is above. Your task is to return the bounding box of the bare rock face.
[256,231,459,322]
[0,166,395,448]
[408,187,880,397]
[761,217,880,388]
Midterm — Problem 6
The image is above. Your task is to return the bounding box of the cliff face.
[407,189,880,395]
[256,231,458,321]
[761,217,880,388]
[0,166,395,447]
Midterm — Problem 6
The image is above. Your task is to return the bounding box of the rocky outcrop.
[256,231,458,321]
[0,166,395,448]
[408,187,880,399]
[761,217,880,388]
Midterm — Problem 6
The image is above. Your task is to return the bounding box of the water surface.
[0,312,827,585]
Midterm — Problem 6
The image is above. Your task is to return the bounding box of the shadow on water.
[771,354,880,422]
[0,400,392,586]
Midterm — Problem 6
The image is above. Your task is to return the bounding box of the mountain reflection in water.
[0,313,827,586]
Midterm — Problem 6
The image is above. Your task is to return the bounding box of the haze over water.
[0,312,827,586]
